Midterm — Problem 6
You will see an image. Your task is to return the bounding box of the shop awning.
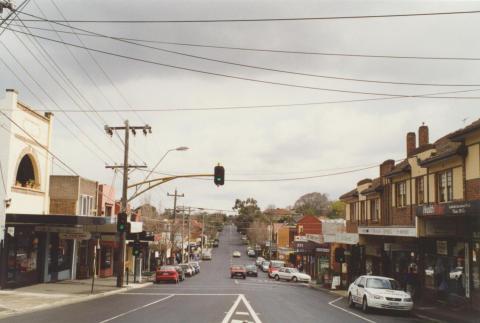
[6,214,107,226]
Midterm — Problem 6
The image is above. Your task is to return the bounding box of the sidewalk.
[308,282,348,298]
[0,276,153,319]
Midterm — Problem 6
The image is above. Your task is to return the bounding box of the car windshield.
[366,278,402,290]
[271,261,284,268]
[263,262,270,266]
[160,266,175,270]
[232,266,245,270]
[289,268,299,273]
[246,265,256,270]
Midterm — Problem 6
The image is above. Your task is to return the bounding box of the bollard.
[126,267,129,285]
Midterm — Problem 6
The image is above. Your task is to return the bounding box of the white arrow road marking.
[235,311,249,315]
[98,295,174,323]
[328,297,376,323]
[222,294,262,323]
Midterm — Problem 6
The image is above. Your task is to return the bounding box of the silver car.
[261,261,270,272]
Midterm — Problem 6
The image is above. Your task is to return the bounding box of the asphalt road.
[2,225,429,323]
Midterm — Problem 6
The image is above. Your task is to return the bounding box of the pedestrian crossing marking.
[235,311,249,315]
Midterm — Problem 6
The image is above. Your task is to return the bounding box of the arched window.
[16,155,38,188]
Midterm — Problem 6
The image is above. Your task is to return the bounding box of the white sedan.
[274,267,311,283]
[348,275,413,313]
[232,251,241,257]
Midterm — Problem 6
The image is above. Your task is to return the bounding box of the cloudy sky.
[1,0,479,214]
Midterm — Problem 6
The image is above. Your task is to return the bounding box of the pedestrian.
[405,267,416,297]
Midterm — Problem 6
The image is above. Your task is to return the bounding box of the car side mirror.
[358,284,364,288]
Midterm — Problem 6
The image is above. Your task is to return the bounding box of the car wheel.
[275,275,280,281]
[362,297,369,313]
[348,294,355,308]
[243,275,246,279]
[292,276,298,282]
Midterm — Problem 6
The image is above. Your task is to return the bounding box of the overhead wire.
[8,23,480,62]
[6,24,480,99]
[7,15,480,88]
[16,8,480,23]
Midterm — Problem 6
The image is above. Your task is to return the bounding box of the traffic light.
[214,165,225,186]
[117,212,128,233]
[335,247,346,263]
[132,242,142,257]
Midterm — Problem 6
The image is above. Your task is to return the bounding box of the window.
[437,170,453,202]
[360,201,366,222]
[416,177,425,205]
[350,203,357,221]
[15,155,38,189]
[396,181,407,207]
[370,199,380,222]
[79,195,94,216]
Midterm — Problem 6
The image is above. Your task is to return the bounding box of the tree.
[294,192,331,216]
[232,198,262,234]
[247,219,269,246]
[329,200,346,219]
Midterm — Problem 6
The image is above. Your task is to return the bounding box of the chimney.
[380,159,395,177]
[406,132,416,157]
[419,123,429,148]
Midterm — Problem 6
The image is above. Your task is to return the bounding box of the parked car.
[247,249,256,257]
[232,250,241,257]
[189,264,196,275]
[274,267,311,282]
[268,260,285,278]
[189,261,200,274]
[173,265,186,281]
[230,265,247,279]
[179,264,194,277]
[348,275,414,313]
[213,240,219,248]
[256,257,266,267]
[156,266,179,284]
[261,261,270,272]
[202,250,212,260]
[245,264,258,277]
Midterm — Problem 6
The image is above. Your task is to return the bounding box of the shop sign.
[358,226,417,237]
[294,235,308,242]
[101,235,118,242]
[59,232,91,240]
[315,247,330,253]
[35,226,84,233]
[436,240,448,255]
[416,201,480,217]
[306,234,323,244]
[324,233,359,245]
[7,227,14,236]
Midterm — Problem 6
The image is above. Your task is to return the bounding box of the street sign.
[59,232,91,240]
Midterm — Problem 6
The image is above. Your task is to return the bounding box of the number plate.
[162,273,170,276]
[388,302,399,306]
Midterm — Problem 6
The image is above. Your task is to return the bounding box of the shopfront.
[417,201,480,305]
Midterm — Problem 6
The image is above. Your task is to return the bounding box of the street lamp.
[135,146,189,194]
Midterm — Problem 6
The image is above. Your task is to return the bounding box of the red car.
[230,265,247,279]
[156,266,179,283]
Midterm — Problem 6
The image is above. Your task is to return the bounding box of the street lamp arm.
[127,173,213,203]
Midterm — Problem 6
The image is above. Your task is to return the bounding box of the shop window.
[101,247,112,270]
[396,181,407,207]
[15,155,39,189]
[105,204,113,217]
[80,195,94,216]
[437,170,453,202]
[416,177,425,205]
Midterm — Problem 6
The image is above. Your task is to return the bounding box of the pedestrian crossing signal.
[132,242,142,257]
[117,212,128,233]
[214,165,225,186]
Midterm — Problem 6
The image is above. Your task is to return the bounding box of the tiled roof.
[339,188,358,200]
[385,159,411,177]
[448,118,480,141]
[360,178,383,195]
[419,135,465,166]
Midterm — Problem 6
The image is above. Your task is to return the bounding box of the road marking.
[121,293,239,296]
[222,294,262,323]
[98,295,174,323]
[234,279,239,285]
[236,311,249,315]
[327,297,376,323]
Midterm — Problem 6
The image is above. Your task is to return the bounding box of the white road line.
[222,295,243,323]
[121,293,239,296]
[234,279,239,285]
[236,311,249,315]
[240,294,262,323]
[98,295,174,323]
[327,297,376,323]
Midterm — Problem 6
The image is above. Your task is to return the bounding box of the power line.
[10,23,480,61]
[16,8,480,23]
[6,25,480,99]
[8,18,480,87]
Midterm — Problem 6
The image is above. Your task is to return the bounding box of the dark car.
[245,264,258,277]
[174,265,186,281]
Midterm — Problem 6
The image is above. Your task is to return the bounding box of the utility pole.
[167,189,184,264]
[105,120,151,288]
[181,206,185,263]
[201,213,205,250]
[187,207,191,261]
